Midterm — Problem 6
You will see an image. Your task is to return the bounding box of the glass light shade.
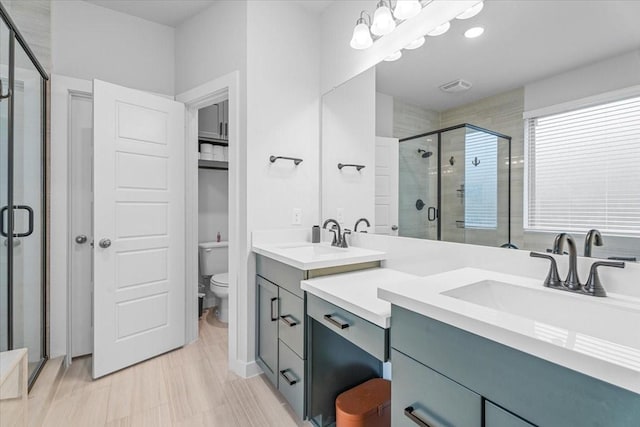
[427,21,451,37]
[350,22,373,49]
[456,2,484,20]
[371,4,396,36]
[405,36,425,50]
[464,26,484,38]
[394,0,422,20]
[384,51,402,62]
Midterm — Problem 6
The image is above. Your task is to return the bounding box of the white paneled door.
[375,137,399,235]
[92,80,185,378]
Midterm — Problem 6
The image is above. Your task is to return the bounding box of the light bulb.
[384,51,402,62]
[393,0,422,20]
[464,27,484,38]
[350,21,373,49]
[405,36,425,50]
[427,21,451,37]
[456,1,484,20]
[371,3,396,36]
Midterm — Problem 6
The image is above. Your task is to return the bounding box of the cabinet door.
[392,349,482,427]
[485,402,534,427]
[257,277,279,386]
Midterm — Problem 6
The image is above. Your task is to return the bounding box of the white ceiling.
[85,0,335,27]
[85,0,218,27]
[376,1,640,112]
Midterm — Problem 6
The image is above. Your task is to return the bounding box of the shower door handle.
[428,207,439,222]
[0,206,7,237]
[0,80,11,100]
[0,205,34,237]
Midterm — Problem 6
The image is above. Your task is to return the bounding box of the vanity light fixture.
[456,1,484,20]
[350,12,374,50]
[464,26,484,38]
[405,36,425,50]
[393,0,422,20]
[384,50,403,61]
[371,0,396,36]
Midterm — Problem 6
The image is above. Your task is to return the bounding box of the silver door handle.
[391,225,399,231]
[99,238,111,248]
[75,235,88,244]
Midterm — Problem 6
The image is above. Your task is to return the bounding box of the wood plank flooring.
[41,310,301,427]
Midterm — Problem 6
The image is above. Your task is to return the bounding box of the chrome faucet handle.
[583,261,625,297]
[340,229,351,248]
[530,252,563,288]
[328,226,340,246]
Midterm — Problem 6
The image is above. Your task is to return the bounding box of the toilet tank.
[198,241,229,276]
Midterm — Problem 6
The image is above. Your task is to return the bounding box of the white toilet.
[198,241,229,323]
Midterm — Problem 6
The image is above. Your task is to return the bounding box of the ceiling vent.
[439,79,472,93]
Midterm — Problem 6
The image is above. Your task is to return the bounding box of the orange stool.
[335,378,391,427]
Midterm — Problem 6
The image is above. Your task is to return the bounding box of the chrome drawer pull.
[404,406,433,427]
[279,314,298,327]
[323,314,349,330]
[279,369,298,386]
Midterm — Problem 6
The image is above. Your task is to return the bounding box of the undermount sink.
[444,279,640,353]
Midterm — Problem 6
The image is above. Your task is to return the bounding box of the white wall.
[51,0,175,96]
[375,92,393,138]
[524,49,640,112]
[322,68,376,228]
[198,170,229,244]
[174,1,247,95]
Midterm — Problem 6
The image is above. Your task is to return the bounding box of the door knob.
[391,225,399,231]
[99,238,111,248]
[75,235,88,244]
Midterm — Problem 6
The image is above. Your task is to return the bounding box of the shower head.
[417,149,433,158]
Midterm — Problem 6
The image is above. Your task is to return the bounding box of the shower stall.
[398,124,512,248]
[0,5,49,388]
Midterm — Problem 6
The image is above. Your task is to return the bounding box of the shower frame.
[400,123,513,246]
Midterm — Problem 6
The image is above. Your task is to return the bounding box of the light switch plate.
[292,208,302,225]
[336,208,344,224]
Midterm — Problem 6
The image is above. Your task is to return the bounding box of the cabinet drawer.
[278,340,305,420]
[307,293,388,361]
[278,288,304,359]
[256,255,305,298]
[485,402,534,427]
[392,349,482,427]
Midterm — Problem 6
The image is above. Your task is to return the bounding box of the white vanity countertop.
[301,268,419,328]
[378,267,640,394]
[252,241,386,270]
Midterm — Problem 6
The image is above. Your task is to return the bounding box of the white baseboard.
[229,359,262,378]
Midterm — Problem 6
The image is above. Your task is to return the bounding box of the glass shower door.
[11,38,45,378]
[0,17,9,353]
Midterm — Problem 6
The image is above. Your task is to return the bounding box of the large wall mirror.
[321,0,640,261]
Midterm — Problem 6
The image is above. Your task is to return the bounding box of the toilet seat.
[210,272,229,287]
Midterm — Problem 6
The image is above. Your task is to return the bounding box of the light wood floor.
[41,310,301,427]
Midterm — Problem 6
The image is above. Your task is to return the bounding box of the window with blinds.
[465,130,498,229]
[526,95,640,235]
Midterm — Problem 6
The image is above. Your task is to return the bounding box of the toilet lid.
[211,273,229,287]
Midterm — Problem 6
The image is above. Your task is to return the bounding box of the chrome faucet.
[584,229,603,257]
[552,233,580,290]
[340,229,351,248]
[354,218,370,233]
[322,219,342,247]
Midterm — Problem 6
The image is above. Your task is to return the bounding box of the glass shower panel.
[12,41,44,377]
[440,128,467,243]
[0,18,9,352]
[398,135,438,239]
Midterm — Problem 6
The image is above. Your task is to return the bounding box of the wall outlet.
[336,208,345,224]
[292,208,302,225]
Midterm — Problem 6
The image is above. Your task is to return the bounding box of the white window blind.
[526,95,640,235]
[465,130,497,229]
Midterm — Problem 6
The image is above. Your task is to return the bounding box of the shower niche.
[398,124,512,248]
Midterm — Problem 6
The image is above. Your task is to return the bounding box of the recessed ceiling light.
[384,51,402,62]
[456,2,484,20]
[405,36,425,50]
[464,27,484,38]
[427,21,451,37]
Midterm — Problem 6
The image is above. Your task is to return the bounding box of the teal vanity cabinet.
[391,305,640,427]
